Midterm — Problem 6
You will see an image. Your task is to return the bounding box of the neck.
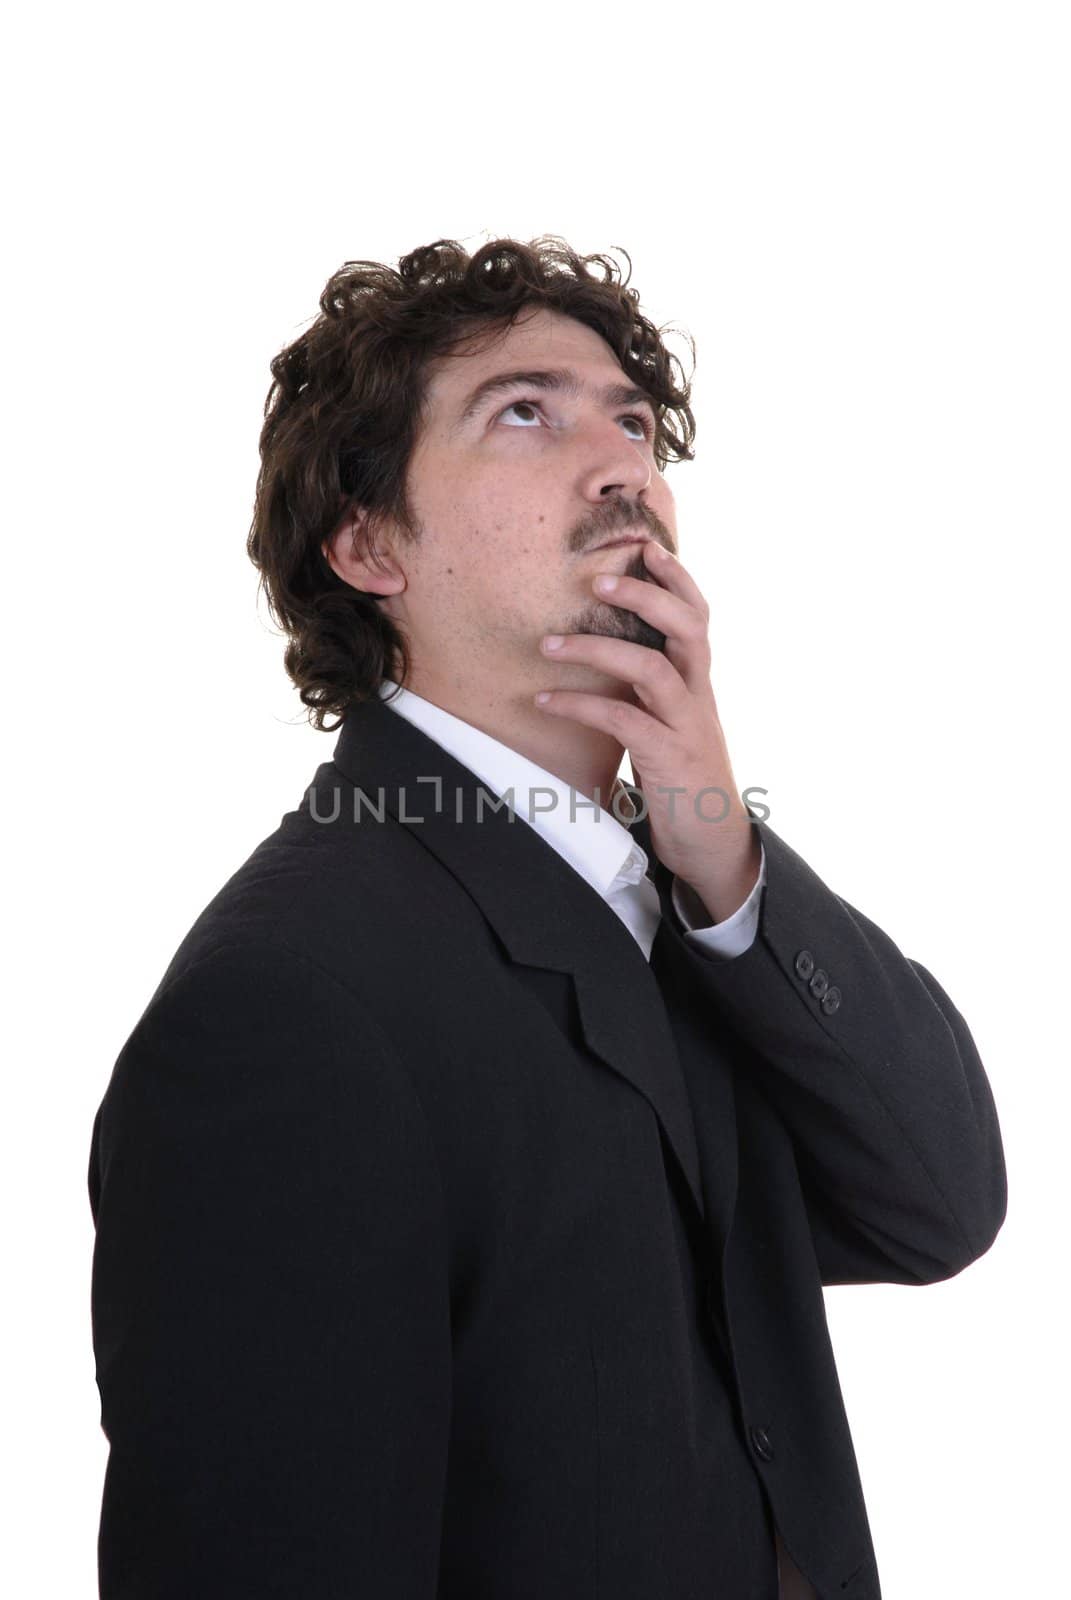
[393,669,630,816]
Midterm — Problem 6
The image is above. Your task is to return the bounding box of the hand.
[535,540,761,923]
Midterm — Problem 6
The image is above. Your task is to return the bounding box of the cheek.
[651,482,676,530]
[469,559,563,640]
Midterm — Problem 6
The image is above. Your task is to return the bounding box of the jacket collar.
[329,691,711,1226]
[376,677,649,900]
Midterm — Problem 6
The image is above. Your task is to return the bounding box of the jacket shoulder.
[148,769,433,1005]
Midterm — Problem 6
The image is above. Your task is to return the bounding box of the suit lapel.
[329,695,709,1226]
[627,803,741,1261]
[647,899,741,1268]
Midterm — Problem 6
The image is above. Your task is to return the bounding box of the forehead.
[428,306,629,404]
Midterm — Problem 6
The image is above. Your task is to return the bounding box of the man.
[88,236,1007,1599]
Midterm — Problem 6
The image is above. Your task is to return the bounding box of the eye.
[496,398,654,441]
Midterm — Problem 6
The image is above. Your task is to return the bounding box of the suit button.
[750,1425,774,1462]
[821,985,842,1015]
[794,949,815,980]
[808,968,830,999]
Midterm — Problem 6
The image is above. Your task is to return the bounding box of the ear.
[322,502,407,599]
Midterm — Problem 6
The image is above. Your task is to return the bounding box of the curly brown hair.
[247,235,697,731]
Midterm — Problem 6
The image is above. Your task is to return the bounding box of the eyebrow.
[450,366,659,436]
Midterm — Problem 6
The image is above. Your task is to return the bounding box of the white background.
[4,2,1068,1594]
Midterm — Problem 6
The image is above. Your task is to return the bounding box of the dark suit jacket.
[88,692,1007,1599]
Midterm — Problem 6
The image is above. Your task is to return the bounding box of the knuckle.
[607,698,634,733]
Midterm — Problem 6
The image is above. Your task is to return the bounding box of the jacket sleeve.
[670,818,1008,1287]
[88,938,452,1599]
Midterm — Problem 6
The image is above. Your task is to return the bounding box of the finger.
[533,688,665,754]
[541,634,684,724]
[592,574,711,694]
[642,541,710,619]
[591,573,697,639]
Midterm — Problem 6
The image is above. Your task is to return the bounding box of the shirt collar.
[377,679,649,897]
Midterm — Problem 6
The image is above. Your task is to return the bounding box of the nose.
[595,461,652,501]
[579,426,652,504]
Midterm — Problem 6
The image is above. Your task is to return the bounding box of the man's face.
[375,305,679,707]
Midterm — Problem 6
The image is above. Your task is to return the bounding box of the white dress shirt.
[378,679,766,963]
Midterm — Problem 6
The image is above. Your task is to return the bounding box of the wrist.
[685,828,762,925]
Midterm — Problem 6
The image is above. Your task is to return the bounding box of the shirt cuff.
[670,843,767,961]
